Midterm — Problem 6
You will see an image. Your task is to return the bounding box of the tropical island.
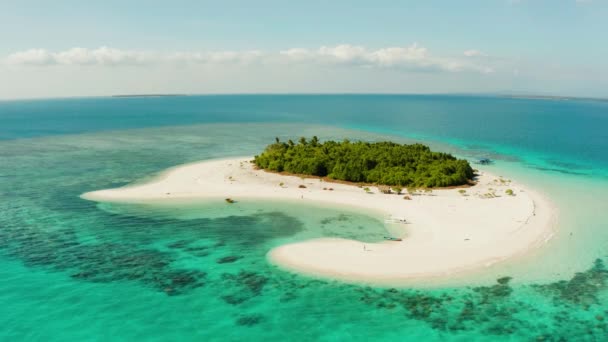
[81,138,556,285]
[254,137,474,187]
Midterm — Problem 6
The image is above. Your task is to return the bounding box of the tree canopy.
[253,137,474,187]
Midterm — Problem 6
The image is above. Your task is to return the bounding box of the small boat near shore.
[384,217,408,224]
[384,236,403,241]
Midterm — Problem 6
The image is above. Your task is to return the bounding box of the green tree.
[253,137,474,188]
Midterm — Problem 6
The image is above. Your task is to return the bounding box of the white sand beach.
[82,157,557,284]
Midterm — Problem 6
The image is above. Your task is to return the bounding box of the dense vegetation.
[253,137,474,187]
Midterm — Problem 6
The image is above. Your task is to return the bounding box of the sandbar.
[81,157,557,285]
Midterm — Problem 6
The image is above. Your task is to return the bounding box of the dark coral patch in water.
[352,263,608,339]
[168,240,191,249]
[217,255,243,264]
[0,192,305,297]
[220,271,269,305]
[0,222,208,296]
[532,258,608,306]
[235,314,264,327]
[279,291,298,303]
[472,276,513,304]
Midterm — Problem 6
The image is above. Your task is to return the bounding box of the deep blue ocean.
[1,95,607,341]
[2,95,607,176]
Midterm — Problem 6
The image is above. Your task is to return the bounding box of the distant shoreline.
[501,94,608,102]
[1,93,605,103]
[111,93,608,102]
[111,94,187,98]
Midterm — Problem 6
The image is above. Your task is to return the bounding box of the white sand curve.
[82,157,557,285]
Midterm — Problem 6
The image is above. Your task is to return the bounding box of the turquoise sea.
[1,95,608,341]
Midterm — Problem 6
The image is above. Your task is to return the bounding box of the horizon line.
[1,92,607,103]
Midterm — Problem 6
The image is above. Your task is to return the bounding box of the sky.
[1,0,607,99]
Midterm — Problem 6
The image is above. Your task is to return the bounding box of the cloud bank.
[281,44,492,73]
[3,44,493,74]
[5,47,150,66]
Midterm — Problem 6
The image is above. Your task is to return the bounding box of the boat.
[384,236,403,241]
[384,217,408,224]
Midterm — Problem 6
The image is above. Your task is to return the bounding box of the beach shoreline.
[82,157,557,285]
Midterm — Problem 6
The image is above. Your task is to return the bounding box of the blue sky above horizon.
[1,0,607,99]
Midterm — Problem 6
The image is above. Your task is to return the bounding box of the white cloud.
[4,44,493,73]
[280,43,493,73]
[54,47,151,66]
[5,47,151,66]
[168,50,264,65]
[279,48,315,62]
[463,49,488,57]
[370,44,428,64]
[5,49,54,65]
[318,44,368,63]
